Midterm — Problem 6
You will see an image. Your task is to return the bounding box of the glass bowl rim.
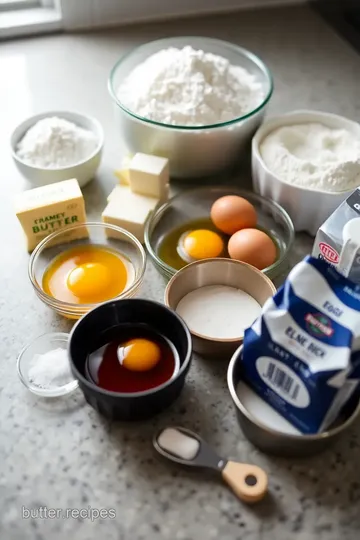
[108,36,274,131]
[28,222,147,312]
[144,186,295,277]
[17,331,79,397]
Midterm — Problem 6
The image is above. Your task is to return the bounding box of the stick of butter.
[114,154,133,186]
[102,184,159,243]
[15,178,87,251]
[129,153,169,200]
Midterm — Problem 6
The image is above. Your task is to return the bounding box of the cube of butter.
[107,186,122,203]
[114,168,130,186]
[129,153,169,200]
[114,154,133,186]
[110,182,170,204]
[15,179,87,251]
[102,185,159,243]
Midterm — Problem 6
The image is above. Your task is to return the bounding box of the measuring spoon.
[153,426,268,503]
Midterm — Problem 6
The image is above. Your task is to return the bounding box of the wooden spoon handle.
[221,460,268,503]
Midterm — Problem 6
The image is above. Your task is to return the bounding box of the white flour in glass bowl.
[117,45,265,127]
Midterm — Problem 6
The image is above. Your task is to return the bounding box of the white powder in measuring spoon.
[176,285,261,340]
[157,428,200,460]
[16,116,98,168]
[117,46,264,126]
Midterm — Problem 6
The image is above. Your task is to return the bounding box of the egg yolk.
[42,245,132,305]
[67,263,111,298]
[118,338,161,372]
[180,229,224,261]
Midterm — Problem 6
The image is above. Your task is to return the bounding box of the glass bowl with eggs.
[145,187,294,280]
[29,222,146,319]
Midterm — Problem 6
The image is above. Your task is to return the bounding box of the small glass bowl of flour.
[17,332,78,397]
[11,111,104,187]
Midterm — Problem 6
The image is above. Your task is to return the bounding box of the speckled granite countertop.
[1,4,360,540]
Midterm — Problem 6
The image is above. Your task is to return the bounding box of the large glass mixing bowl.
[108,37,273,178]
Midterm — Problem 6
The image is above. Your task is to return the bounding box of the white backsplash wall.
[61,0,304,30]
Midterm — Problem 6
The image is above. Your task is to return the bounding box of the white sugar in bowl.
[11,111,104,188]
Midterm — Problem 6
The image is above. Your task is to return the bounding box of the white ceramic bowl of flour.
[11,111,104,188]
[109,37,273,178]
[252,110,360,235]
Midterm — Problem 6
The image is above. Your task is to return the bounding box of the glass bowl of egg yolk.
[144,187,294,281]
[29,222,146,319]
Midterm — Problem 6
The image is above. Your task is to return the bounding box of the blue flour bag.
[242,256,360,434]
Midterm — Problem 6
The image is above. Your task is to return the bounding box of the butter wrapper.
[15,178,87,251]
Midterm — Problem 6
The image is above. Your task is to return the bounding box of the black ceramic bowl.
[68,299,192,420]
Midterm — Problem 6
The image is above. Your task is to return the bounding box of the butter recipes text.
[22,505,116,521]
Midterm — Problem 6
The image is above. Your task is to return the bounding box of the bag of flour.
[242,256,360,434]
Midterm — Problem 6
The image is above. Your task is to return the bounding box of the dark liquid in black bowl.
[85,324,179,393]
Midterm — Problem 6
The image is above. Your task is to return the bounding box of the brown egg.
[228,228,277,270]
[210,195,257,235]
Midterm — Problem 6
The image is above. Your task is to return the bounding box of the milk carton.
[242,256,360,434]
[312,187,360,283]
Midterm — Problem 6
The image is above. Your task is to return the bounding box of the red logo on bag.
[305,313,334,338]
[319,243,339,264]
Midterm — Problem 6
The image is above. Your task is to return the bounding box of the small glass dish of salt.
[17,332,78,397]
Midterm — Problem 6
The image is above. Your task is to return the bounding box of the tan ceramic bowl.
[164,258,276,357]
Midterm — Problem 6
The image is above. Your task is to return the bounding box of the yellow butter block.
[129,153,169,199]
[102,184,159,243]
[114,154,133,185]
[107,184,168,204]
[107,186,122,202]
[114,169,130,186]
[15,178,87,251]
